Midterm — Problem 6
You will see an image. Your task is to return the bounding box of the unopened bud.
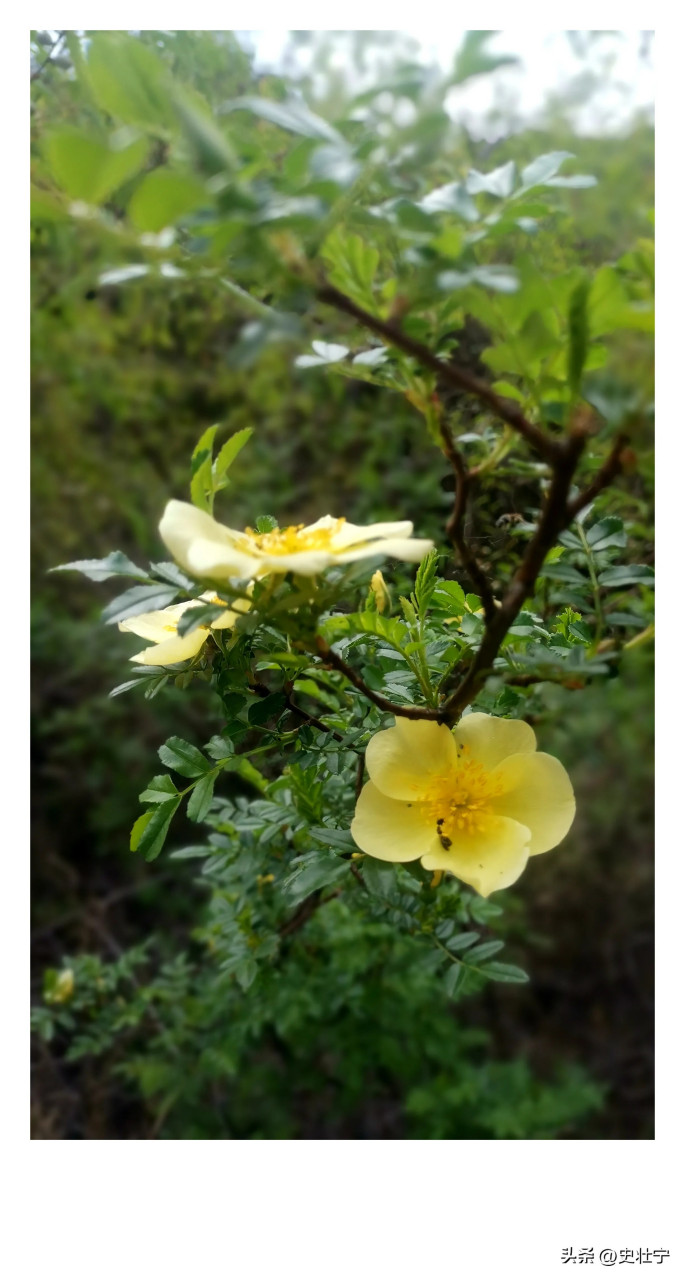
[370,570,391,613]
[45,968,74,1004]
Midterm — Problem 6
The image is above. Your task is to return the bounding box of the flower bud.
[370,569,391,613]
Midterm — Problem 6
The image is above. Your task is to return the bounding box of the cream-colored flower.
[159,500,434,581]
[118,591,244,665]
[351,713,575,897]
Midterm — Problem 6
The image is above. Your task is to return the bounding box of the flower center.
[237,519,346,556]
[423,754,502,846]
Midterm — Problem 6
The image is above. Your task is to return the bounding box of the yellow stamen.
[236,518,346,557]
[423,757,503,843]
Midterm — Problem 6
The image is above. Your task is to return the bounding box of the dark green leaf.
[102,583,179,625]
[51,550,148,583]
[131,798,181,861]
[158,736,211,778]
[444,963,468,998]
[480,961,529,983]
[598,565,654,588]
[248,693,287,726]
[187,772,216,822]
[567,276,590,399]
[139,774,179,803]
[363,860,397,898]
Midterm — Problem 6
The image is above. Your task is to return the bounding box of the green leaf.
[255,514,278,533]
[466,161,516,198]
[567,276,590,400]
[176,602,228,637]
[102,583,179,625]
[419,182,479,221]
[45,129,149,204]
[444,963,468,998]
[132,798,181,862]
[467,939,505,964]
[480,961,529,983]
[187,773,216,823]
[158,736,211,778]
[128,170,208,232]
[283,854,346,907]
[310,827,358,853]
[517,151,574,193]
[213,427,254,486]
[362,860,397,898]
[205,734,234,761]
[85,35,173,128]
[431,581,467,613]
[225,96,343,144]
[174,87,236,175]
[585,517,627,551]
[413,550,440,618]
[139,774,179,803]
[318,611,408,654]
[50,550,148,583]
[190,424,218,511]
[597,565,654,588]
[248,693,287,726]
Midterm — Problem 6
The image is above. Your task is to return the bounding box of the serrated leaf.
[318,611,408,654]
[187,772,216,823]
[597,565,654,588]
[205,734,234,760]
[102,583,179,625]
[480,961,529,983]
[139,774,179,803]
[363,860,397,898]
[51,550,148,583]
[158,736,211,777]
[132,798,180,861]
[213,426,254,486]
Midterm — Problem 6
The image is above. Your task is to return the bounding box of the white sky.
[236,29,654,137]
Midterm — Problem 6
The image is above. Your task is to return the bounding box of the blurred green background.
[31,30,653,1139]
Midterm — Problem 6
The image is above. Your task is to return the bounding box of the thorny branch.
[317,280,560,463]
[313,283,629,727]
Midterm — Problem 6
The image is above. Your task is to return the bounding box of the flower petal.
[454,712,537,771]
[130,629,206,665]
[330,519,415,547]
[420,815,531,897]
[159,500,242,574]
[118,601,195,643]
[185,537,260,580]
[335,536,434,565]
[365,718,458,801]
[490,751,575,855]
[257,549,336,575]
[351,782,438,862]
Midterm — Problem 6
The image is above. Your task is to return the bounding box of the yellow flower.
[159,500,434,581]
[351,714,575,897]
[118,591,245,665]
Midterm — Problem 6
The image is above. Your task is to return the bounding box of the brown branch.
[437,413,497,623]
[278,888,341,939]
[565,433,630,519]
[440,431,588,721]
[316,280,560,463]
[315,637,441,721]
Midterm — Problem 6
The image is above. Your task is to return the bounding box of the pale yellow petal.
[118,600,195,643]
[454,712,537,771]
[335,536,434,565]
[420,814,531,897]
[185,537,260,580]
[351,782,438,862]
[490,751,575,855]
[257,549,336,575]
[159,500,241,574]
[365,718,458,801]
[130,629,207,665]
[330,519,414,548]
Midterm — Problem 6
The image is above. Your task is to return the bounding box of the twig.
[316,280,559,462]
[31,31,65,81]
[566,433,629,519]
[315,637,440,722]
[437,411,497,622]
[440,431,588,721]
